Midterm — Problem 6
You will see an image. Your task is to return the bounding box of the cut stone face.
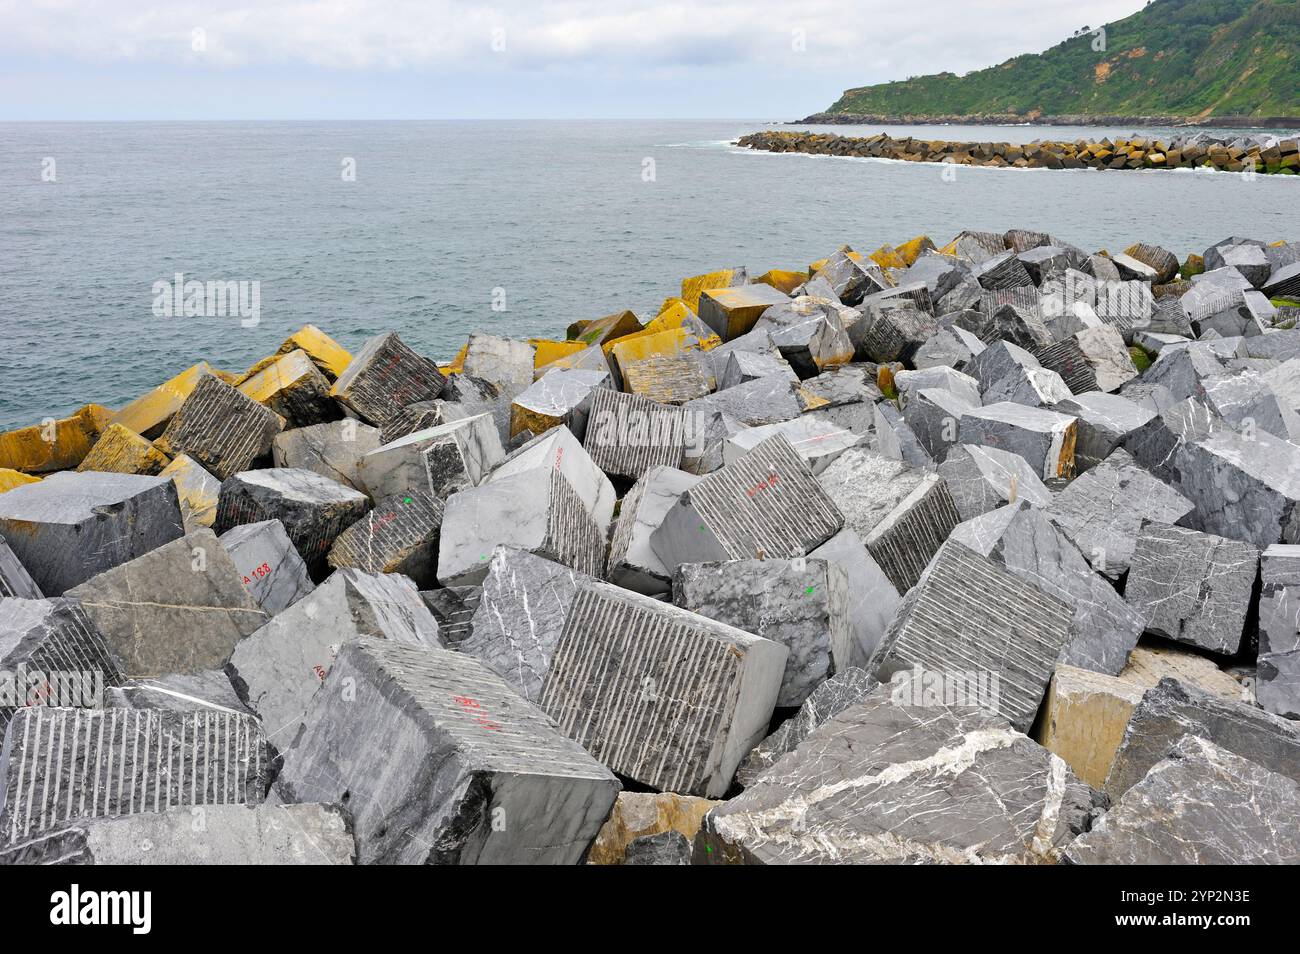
[650,434,844,567]
[539,580,787,797]
[1124,523,1259,655]
[900,386,976,459]
[952,502,1143,676]
[509,368,610,440]
[488,425,616,529]
[866,540,1074,732]
[588,792,718,865]
[76,422,170,475]
[620,345,712,406]
[755,298,855,377]
[807,529,900,669]
[1046,448,1194,580]
[719,349,798,389]
[214,467,371,577]
[583,388,693,479]
[734,666,877,788]
[683,372,802,428]
[698,283,790,340]
[273,637,619,865]
[218,519,314,616]
[1035,664,1146,790]
[957,402,1078,480]
[380,399,460,443]
[106,669,250,714]
[419,585,479,645]
[1119,642,1245,702]
[1106,677,1300,797]
[437,468,606,586]
[1122,396,1221,483]
[110,361,218,440]
[0,472,184,596]
[329,331,446,425]
[872,401,933,468]
[1068,736,1300,865]
[0,597,123,734]
[0,538,41,599]
[722,416,857,475]
[606,465,699,595]
[66,529,269,678]
[699,689,1101,865]
[895,366,981,407]
[0,803,356,866]
[0,405,111,475]
[155,373,284,481]
[966,339,1041,398]
[457,547,590,703]
[359,413,504,501]
[984,364,1073,409]
[462,333,536,398]
[0,706,271,851]
[327,489,443,586]
[861,472,961,594]
[1054,392,1155,472]
[673,558,852,707]
[1035,324,1138,394]
[623,830,692,865]
[853,300,938,364]
[227,568,441,748]
[937,443,1053,520]
[1201,369,1300,441]
[1260,544,1300,655]
[275,324,353,380]
[1257,650,1300,719]
[271,419,381,491]
[158,453,220,531]
[235,348,338,428]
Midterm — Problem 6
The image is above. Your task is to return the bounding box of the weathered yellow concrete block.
[0,468,41,493]
[1118,643,1245,702]
[896,235,936,266]
[656,296,696,318]
[1036,664,1145,789]
[568,310,643,348]
[587,792,719,865]
[753,269,807,295]
[236,349,335,427]
[680,268,745,312]
[76,422,170,476]
[112,362,215,439]
[531,339,587,370]
[159,453,220,530]
[622,351,712,405]
[440,343,468,375]
[869,245,908,270]
[276,324,352,380]
[698,283,790,340]
[0,404,112,474]
[808,257,829,274]
[648,299,696,331]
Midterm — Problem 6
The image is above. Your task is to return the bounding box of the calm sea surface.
[2,119,1297,428]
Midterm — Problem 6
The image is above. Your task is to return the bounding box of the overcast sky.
[0,0,1148,120]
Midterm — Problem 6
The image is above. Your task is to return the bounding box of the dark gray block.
[937,443,1053,520]
[418,585,480,645]
[155,373,284,481]
[1260,543,1300,655]
[957,402,1078,480]
[358,413,504,501]
[327,489,443,587]
[583,388,692,479]
[1054,392,1155,473]
[218,519,314,616]
[0,472,184,596]
[273,637,618,864]
[0,538,40,600]
[105,670,249,715]
[808,529,901,668]
[624,830,692,866]
[329,331,446,425]
[683,372,802,428]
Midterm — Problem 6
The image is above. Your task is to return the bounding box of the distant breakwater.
[738,130,1300,175]
[796,112,1300,129]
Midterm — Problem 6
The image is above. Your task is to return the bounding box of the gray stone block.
[624,830,691,865]
[895,366,981,407]
[937,443,1053,520]
[719,350,798,390]
[358,413,504,501]
[754,297,855,377]
[66,529,267,679]
[379,399,460,443]
[105,670,249,715]
[227,568,441,748]
[510,368,610,441]
[489,425,616,528]
[699,688,1100,864]
[722,416,857,474]
[1054,392,1155,472]
[871,401,933,468]
[1260,543,1300,655]
[650,434,843,567]
[271,419,381,492]
[1125,523,1258,655]
[218,519,314,616]
[1201,369,1300,440]
[852,300,938,363]
[327,489,443,587]
[1035,325,1138,394]
[951,502,1143,676]
[673,558,852,707]
[957,402,1078,480]
[583,388,693,479]
[463,333,536,397]
[1106,677,1300,797]
[807,529,900,668]
[1258,650,1300,719]
[214,467,371,577]
[1067,736,1300,865]
[273,637,618,864]
[418,585,479,645]
[155,373,284,481]
[329,331,446,425]
[901,386,976,459]
[0,538,41,600]
[606,465,698,595]
[683,372,802,428]
[866,540,1074,732]
[0,472,184,596]
[539,580,787,797]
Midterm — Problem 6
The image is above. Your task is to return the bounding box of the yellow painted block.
[569,310,643,347]
[622,352,712,405]
[752,269,806,295]
[236,349,334,426]
[536,344,610,379]
[76,422,170,476]
[276,324,352,380]
[896,235,936,266]
[440,343,468,375]
[0,404,111,474]
[233,354,279,388]
[656,296,695,318]
[0,468,41,493]
[698,284,790,340]
[680,268,743,312]
[869,245,907,270]
[607,327,690,363]
[159,453,219,530]
[531,339,587,370]
[808,257,829,274]
[211,369,240,385]
[112,362,214,439]
[647,300,696,332]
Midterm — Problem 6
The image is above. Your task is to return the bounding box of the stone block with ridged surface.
[329,331,446,425]
[272,637,619,864]
[583,388,693,479]
[155,373,284,481]
[650,434,843,568]
[1034,325,1137,394]
[540,580,787,797]
[327,489,443,587]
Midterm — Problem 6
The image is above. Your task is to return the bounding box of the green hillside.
[826,0,1299,119]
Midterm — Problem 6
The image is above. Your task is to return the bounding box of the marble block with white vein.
[327,489,443,587]
[937,443,1052,520]
[510,367,610,441]
[0,706,271,853]
[605,466,698,596]
[698,689,1102,864]
[865,540,1073,732]
[0,539,41,599]
[540,580,788,797]
[218,519,314,616]
[957,401,1078,480]
[273,637,619,864]
[358,413,503,501]
[489,425,616,529]
[650,434,843,568]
